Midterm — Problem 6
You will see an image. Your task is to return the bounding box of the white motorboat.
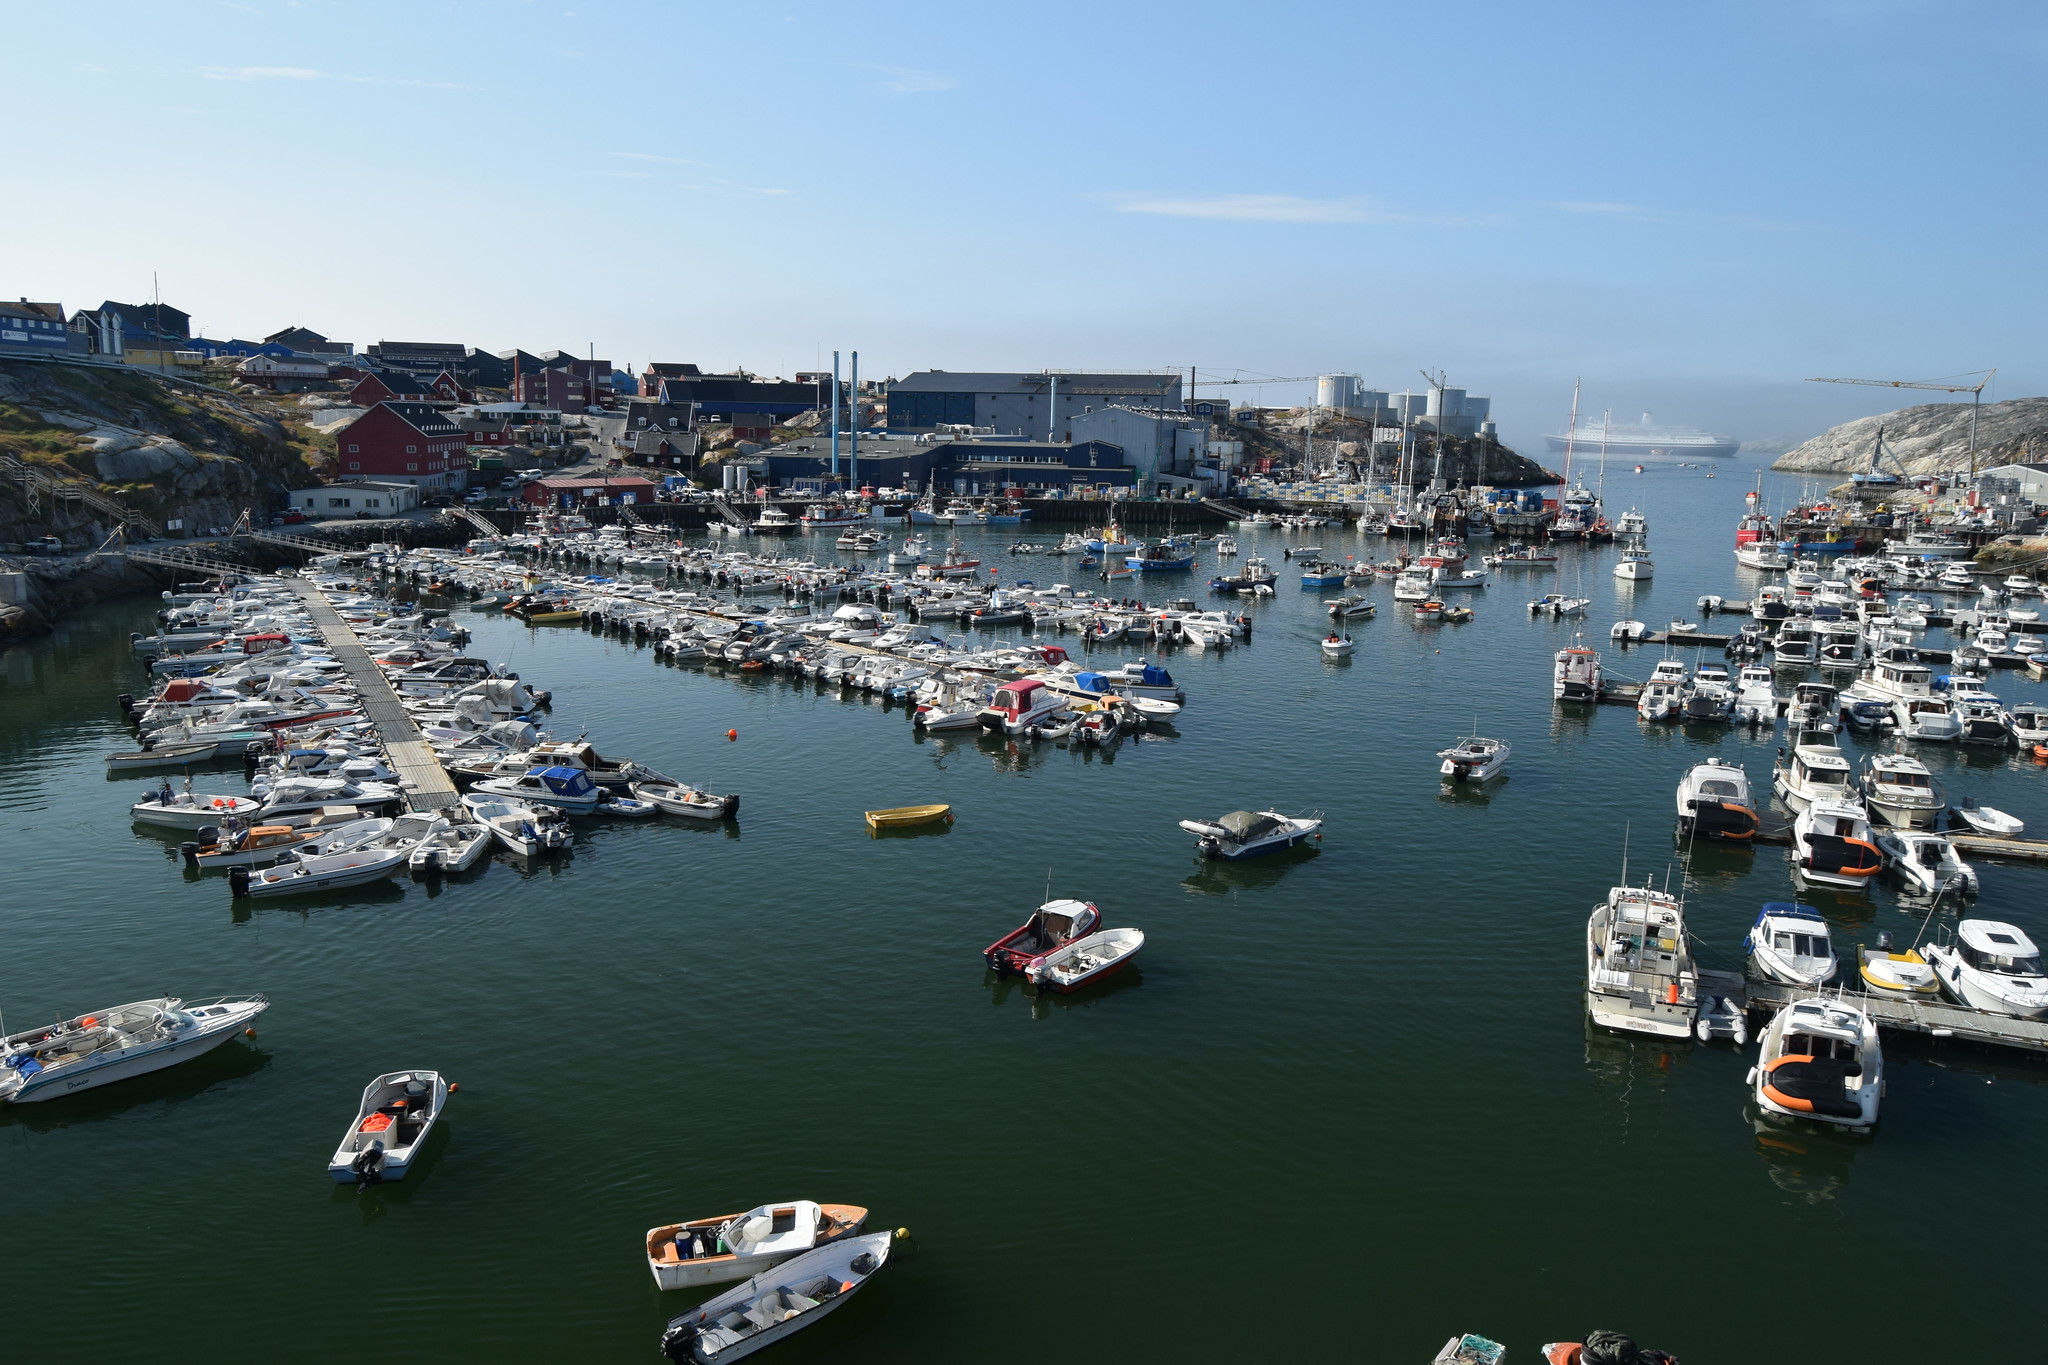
[258,777,405,821]
[1636,678,1682,721]
[1437,734,1509,782]
[1923,920,2048,1018]
[1784,680,1839,734]
[1553,641,1602,700]
[327,1071,449,1186]
[1749,998,1883,1130]
[1613,546,1654,580]
[1320,632,1355,656]
[1773,742,1855,812]
[1585,885,1697,1039]
[631,780,741,820]
[463,796,574,855]
[1858,752,1943,829]
[1892,695,1962,742]
[1858,932,1940,997]
[1874,829,1979,897]
[1327,596,1377,619]
[408,821,494,874]
[128,786,263,829]
[1610,619,1650,642]
[2006,703,2048,745]
[1675,758,1758,840]
[186,816,389,870]
[1732,665,1778,726]
[105,738,226,771]
[1790,799,1885,890]
[469,764,605,814]
[1953,797,2024,838]
[1178,808,1322,860]
[1026,927,1146,993]
[1528,593,1589,616]
[230,845,409,898]
[1952,695,2010,746]
[647,1201,871,1292]
[1745,903,1838,986]
[658,1230,892,1363]
[0,994,268,1104]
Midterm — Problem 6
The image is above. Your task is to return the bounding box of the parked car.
[21,535,64,555]
[465,488,491,504]
[279,510,308,525]
[421,495,453,508]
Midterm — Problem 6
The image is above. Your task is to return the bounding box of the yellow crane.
[1806,370,1997,476]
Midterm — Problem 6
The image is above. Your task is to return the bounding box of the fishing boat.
[462,796,574,856]
[407,821,493,874]
[0,994,268,1104]
[1674,758,1757,840]
[1585,884,1697,1039]
[1129,540,1195,572]
[129,787,264,829]
[229,845,409,898]
[1178,808,1321,860]
[647,1202,871,1291]
[1748,998,1884,1130]
[985,898,1102,974]
[1953,797,2024,837]
[1437,734,1509,782]
[1874,830,1979,897]
[1298,561,1348,588]
[327,1071,449,1186]
[1553,641,1602,701]
[658,1230,892,1363]
[1790,799,1885,889]
[1745,903,1838,987]
[1413,598,1444,621]
[1026,927,1145,993]
[1484,543,1556,568]
[864,804,951,832]
[632,780,741,820]
[1613,545,1654,580]
[1321,632,1355,656]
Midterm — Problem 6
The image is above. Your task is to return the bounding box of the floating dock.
[1699,970,2048,1057]
[287,579,462,812]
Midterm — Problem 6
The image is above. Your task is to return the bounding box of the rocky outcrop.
[1772,396,2048,477]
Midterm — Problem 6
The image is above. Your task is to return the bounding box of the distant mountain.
[1772,396,2048,477]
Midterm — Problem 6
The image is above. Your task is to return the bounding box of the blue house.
[0,300,88,358]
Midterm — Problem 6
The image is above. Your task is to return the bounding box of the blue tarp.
[1139,665,1173,686]
[1074,671,1110,692]
[529,765,597,796]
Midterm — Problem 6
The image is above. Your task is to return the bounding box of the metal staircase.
[708,494,749,526]
[1199,498,1253,522]
[1,452,164,539]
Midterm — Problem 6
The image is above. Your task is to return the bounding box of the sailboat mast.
[1561,378,1581,488]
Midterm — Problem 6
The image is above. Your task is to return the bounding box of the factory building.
[886,371,1182,437]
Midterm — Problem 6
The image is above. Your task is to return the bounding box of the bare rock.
[1774,397,2048,477]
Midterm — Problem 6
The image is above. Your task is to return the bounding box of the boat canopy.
[1758,902,1824,924]
[1216,810,1287,841]
[1959,921,2039,957]
[528,766,598,797]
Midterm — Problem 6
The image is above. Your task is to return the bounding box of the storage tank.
[1317,374,1361,410]
[1462,395,1491,422]
[1425,386,1466,419]
[1390,392,1428,422]
[1356,389,1391,414]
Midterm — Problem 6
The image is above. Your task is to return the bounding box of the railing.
[1,452,164,539]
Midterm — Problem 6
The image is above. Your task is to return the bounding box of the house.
[1,299,88,358]
[363,341,469,378]
[640,361,702,397]
[885,370,1183,436]
[620,428,700,468]
[621,400,697,434]
[236,353,333,391]
[287,480,421,516]
[330,402,469,490]
[264,326,353,356]
[457,348,513,389]
[653,372,816,417]
[512,366,605,410]
[460,416,518,447]
[520,474,659,508]
[350,369,472,406]
[729,413,775,443]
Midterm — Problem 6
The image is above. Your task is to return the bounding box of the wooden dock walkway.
[1704,970,2048,1056]
[287,579,462,813]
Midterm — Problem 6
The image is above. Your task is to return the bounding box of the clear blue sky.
[9,0,2043,452]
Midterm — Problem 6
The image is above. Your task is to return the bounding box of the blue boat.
[1128,542,1194,572]
[1299,561,1347,588]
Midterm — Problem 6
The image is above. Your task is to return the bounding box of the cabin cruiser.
[470,765,604,814]
[1874,829,1979,897]
[328,1071,449,1186]
[1773,620,1817,663]
[1749,998,1884,1130]
[984,898,1103,975]
[1773,742,1855,812]
[1613,545,1654,580]
[1923,921,2048,1019]
[1816,620,1863,668]
[1681,673,1734,722]
[1859,752,1942,829]
[1732,664,1777,726]
[1675,758,1758,840]
[2005,703,2048,745]
[1849,653,1934,706]
[1952,695,2010,746]
[1437,734,1509,782]
[1553,642,1602,700]
[1749,585,1793,621]
[1791,799,1885,890]
[646,1201,871,1292]
[1894,695,1963,742]
[1636,676,1683,720]
[258,777,404,821]
[1897,528,1972,558]
[1745,903,1837,986]
[1838,696,1893,735]
[977,679,1066,734]
[657,1230,892,1363]
[1784,680,1839,734]
[1585,884,1697,1039]
[1178,808,1322,860]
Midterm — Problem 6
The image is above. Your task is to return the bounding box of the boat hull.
[6,1003,264,1103]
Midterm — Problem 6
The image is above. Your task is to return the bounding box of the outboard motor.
[658,1322,699,1361]
[228,866,252,897]
[117,693,135,715]
[351,1140,387,1192]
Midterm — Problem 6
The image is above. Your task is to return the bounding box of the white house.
[288,480,420,517]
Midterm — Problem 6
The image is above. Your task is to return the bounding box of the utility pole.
[830,350,841,478]
[850,351,859,488]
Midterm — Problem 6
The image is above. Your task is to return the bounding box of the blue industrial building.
[885,370,1183,437]
[751,434,1135,494]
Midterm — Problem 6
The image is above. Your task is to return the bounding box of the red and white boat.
[1026,928,1145,994]
[984,898,1101,975]
[977,679,1065,733]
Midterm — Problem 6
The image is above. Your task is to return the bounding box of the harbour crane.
[1806,371,1997,476]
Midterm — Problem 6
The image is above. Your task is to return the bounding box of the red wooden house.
[332,402,468,489]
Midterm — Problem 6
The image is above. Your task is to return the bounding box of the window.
[407,463,418,472]
[407,445,417,454]
[347,444,359,453]
[348,462,361,470]
[329,498,346,508]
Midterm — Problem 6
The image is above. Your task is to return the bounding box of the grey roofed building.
[885,370,1183,437]
[264,326,354,355]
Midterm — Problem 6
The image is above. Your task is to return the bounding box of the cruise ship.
[1544,415,1739,460]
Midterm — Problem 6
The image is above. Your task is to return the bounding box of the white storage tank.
[1426,386,1467,419]
[1317,374,1361,410]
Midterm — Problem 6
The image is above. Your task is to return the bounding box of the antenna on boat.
[1620,820,1630,889]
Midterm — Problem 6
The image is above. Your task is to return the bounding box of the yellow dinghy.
[865,804,953,833]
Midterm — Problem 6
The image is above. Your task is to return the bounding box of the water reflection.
[1748,1106,1862,1203]
[0,1040,271,1133]
[1179,844,1320,897]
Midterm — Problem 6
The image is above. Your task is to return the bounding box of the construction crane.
[1806,370,1997,476]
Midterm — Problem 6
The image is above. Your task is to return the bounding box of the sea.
[4,455,2044,1363]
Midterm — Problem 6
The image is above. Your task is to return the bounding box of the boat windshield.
[1802,764,1849,786]
[1879,770,1932,789]
[1698,779,1744,799]
[1773,931,1828,958]
[1964,948,2043,977]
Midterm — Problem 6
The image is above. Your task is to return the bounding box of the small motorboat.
[985,898,1101,974]
[1675,757,1757,840]
[1179,808,1322,860]
[1528,594,1589,616]
[647,1201,871,1291]
[1440,603,1474,623]
[1748,997,1884,1129]
[229,845,409,898]
[327,1071,449,1187]
[1026,713,1079,741]
[1790,800,1885,890]
[595,793,659,817]
[129,787,264,829]
[864,803,952,832]
[1874,829,1979,897]
[1026,927,1145,993]
[1694,993,1749,1046]
[659,1230,892,1362]
[408,821,493,874]
[1857,932,1939,997]
[1327,596,1377,619]
[1126,696,1182,723]
[1413,598,1444,621]
[470,764,605,814]
[1321,632,1355,656]
[1609,619,1650,642]
[1745,903,1838,987]
[0,995,268,1104]
[1667,617,1700,634]
[1923,920,2048,1018]
[105,739,225,771]
[632,780,741,820]
[183,820,375,870]
[1437,734,1509,782]
[1953,797,2024,838]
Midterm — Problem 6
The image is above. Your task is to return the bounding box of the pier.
[285,578,462,813]
[1699,970,2048,1057]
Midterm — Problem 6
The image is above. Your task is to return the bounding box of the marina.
[6,458,2048,1363]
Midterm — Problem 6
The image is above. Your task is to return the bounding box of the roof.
[1959,920,2039,956]
[888,370,1181,396]
[377,402,464,437]
[644,362,703,377]
[1757,902,1824,923]
[369,341,466,357]
[531,475,659,490]
[264,326,328,345]
[5,299,67,323]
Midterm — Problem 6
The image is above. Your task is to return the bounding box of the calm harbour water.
[5,457,2046,1363]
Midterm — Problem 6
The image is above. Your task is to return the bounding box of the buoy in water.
[449,1082,460,1092]
[726,729,738,741]
[895,1227,909,1239]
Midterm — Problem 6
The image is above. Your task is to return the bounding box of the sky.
[7,0,2044,454]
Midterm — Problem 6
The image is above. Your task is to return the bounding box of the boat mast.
[1561,378,1581,489]
[1598,409,1609,509]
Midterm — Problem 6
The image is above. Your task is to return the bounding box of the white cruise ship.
[1544,415,1738,460]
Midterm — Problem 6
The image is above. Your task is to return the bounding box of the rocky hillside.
[0,359,319,548]
[1772,396,2048,478]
